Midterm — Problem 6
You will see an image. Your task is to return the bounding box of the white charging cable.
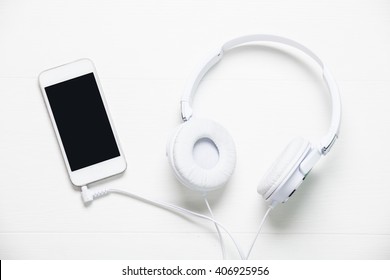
[81,186,245,259]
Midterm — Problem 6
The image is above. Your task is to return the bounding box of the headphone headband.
[181,34,341,155]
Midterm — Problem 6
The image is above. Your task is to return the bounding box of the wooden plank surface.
[0,0,389,259]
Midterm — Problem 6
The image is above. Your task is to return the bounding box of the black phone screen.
[45,72,120,171]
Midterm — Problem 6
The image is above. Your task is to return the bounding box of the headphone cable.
[81,186,245,259]
[245,206,273,260]
[203,195,226,259]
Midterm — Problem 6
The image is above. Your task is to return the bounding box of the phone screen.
[45,72,120,171]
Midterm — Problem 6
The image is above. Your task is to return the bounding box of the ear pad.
[167,118,236,192]
[257,137,310,199]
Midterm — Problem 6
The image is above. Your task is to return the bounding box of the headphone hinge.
[181,101,193,121]
[321,134,338,155]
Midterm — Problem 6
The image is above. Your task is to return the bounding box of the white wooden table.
[1,0,389,259]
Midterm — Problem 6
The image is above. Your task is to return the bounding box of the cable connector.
[81,186,109,204]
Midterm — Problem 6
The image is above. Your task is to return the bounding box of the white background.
[0,0,389,259]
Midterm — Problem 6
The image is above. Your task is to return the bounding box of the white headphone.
[167,34,341,207]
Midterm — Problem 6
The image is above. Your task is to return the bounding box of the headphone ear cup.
[167,118,236,193]
[257,137,311,200]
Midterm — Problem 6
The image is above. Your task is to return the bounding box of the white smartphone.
[39,58,126,186]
